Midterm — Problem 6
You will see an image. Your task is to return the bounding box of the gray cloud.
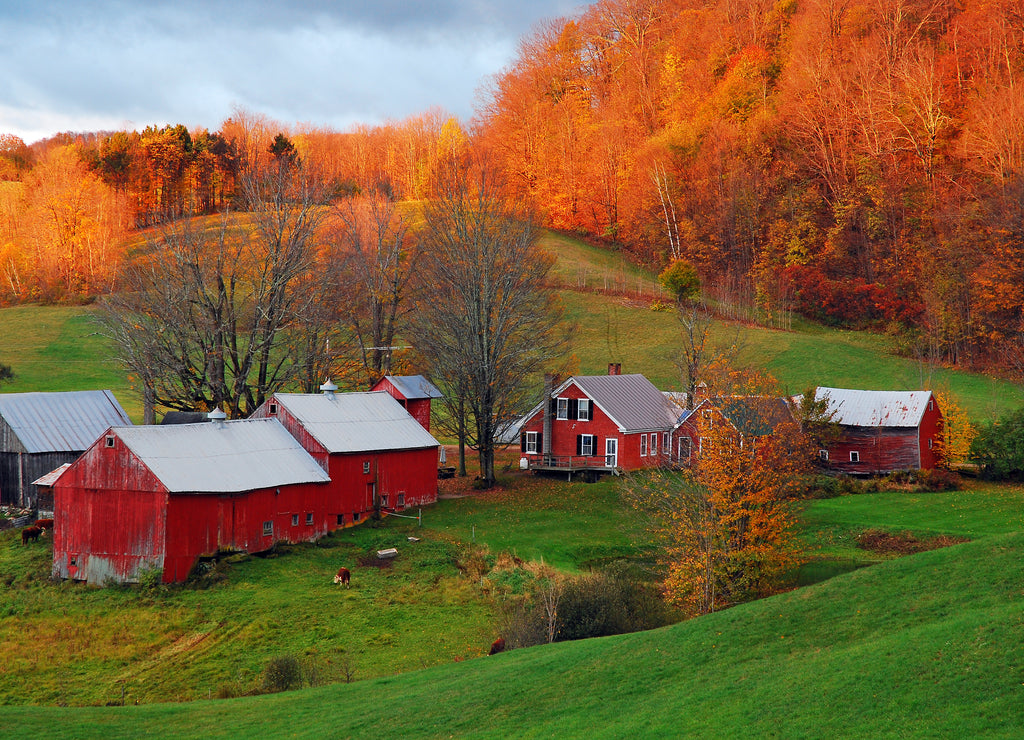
[0,1,587,143]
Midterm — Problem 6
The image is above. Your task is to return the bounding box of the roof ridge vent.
[320,379,339,395]
[207,408,227,426]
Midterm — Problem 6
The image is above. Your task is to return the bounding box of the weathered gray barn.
[0,390,131,508]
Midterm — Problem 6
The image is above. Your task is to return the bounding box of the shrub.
[262,654,303,693]
[970,407,1024,480]
[658,259,700,302]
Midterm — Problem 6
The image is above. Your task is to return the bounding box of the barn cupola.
[320,379,339,395]
[207,408,227,427]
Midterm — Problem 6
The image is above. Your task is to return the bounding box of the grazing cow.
[34,518,54,531]
[333,567,351,586]
[21,526,42,545]
[488,637,506,655]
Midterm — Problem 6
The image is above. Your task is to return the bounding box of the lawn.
[3,528,1021,738]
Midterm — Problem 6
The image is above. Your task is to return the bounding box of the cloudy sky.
[0,0,586,144]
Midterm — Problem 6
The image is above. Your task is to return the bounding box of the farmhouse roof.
[271,391,440,453]
[814,387,935,428]
[379,375,443,400]
[110,418,330,493]
[557,374,677,432]
[0,390,131,453]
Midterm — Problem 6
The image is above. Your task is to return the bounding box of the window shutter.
[576,435,583,455]
[592,436,599,455]
[521,434,527,453]
[550,398,557,415]
[569,398,578,420]
[537,432,543,453]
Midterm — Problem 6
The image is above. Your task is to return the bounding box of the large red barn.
[519,373,682,477]
[52,418,331,585]
[252,388,440,522]
[814,387,943,473]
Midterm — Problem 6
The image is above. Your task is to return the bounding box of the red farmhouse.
[814,387,943,473]
[52,418,331,585]
[253,388,440,522]
[519,373,681,478]
[370,375,443,432]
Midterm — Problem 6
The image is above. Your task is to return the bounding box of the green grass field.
[2,527,1021,738]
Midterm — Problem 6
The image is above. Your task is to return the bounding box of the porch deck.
[526,454,617,474]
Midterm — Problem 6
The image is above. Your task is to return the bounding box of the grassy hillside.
[3,529,1021,738]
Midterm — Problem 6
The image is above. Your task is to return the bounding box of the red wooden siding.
[372,378,433,431]
[825,398,943,474]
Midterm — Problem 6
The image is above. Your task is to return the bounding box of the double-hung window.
[577,399,591,421]
[556,398,569,420]
[650,433,658,456]
[525,431,539,454]
[640,434,648,456]
[580,434,596,456]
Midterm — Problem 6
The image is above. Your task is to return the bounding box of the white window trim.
[525,431,539,454]
[850,451,860,463]
[577,399,591,421]
[580,434,596,456]
[262,521,273,536]
[819,449,829,462]
[650,433,658,456]
[640,434,648,457]
[556,397,569,420]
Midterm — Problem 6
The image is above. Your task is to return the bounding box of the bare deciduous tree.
[412,159,568,487]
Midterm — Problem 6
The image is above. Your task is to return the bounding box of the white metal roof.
[32,462,72,487]
[0,390,132,453]
[815,387,935,428]
[272,391,440,453]
[381,375,443,400]
[112,418,330,493]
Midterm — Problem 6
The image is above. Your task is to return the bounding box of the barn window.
[525,431,539,454]
[640,434,648,456]
[263,521,273,536]
[663,432,670,452]
[578,434,596,456]
[819,449,829,462]
[577,399,591,421]
[291,514,299,527]
[381,493,389,508]
[650,433,658,456]
[556,398,569,420]
[928,438,933,449]
[353,512,361,522]
[397,493,405,508]
[269,402,278,415]
[850,451,860,463]
[337,514,345,526]
[306,512,314,525]
[363,461,371,474]
[105,435,115,448]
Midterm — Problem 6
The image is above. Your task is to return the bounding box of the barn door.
[605,438,618,468]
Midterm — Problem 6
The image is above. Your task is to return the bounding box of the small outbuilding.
[814,387,943,473]
[676,396,795,463]
[253,387,441,523]
[0,390,131,508]
[370,375,443,432]
[52,417,331,585]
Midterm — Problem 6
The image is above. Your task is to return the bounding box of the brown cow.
[488,637,506,655]
[34,518,54,531]
[21,526,42,545]
[333,567,351,587]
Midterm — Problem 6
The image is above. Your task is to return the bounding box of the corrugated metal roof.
[0,390,132,453]
[113,418,330,493]
[272,391,440,453]
[815,387,934,427]
[568,374,677,432]
[714,397,794,435]
[662,392,693,425]
[382,375,444,400]
[32,462,72,487]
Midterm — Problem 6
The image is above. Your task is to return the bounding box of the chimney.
[608,363,621,376]
[542,373,554,456]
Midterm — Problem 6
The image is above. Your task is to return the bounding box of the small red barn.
[519,373,682,477]
[252,388,440,522]
[814,387,943,473]
[52,418,331,585]
[676,396,795,464]
[370,375,443,432]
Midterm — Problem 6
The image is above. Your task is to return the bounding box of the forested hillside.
[1,0,1023,375]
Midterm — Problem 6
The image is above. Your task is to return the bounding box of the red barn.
[52,418,331,585]
[519,373,682,478]
[814,387,943,473]
[370,375,443,432]
[252,388,440,522]
[675,396,795,464]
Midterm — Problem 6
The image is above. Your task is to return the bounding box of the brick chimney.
[608,363,621,376]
